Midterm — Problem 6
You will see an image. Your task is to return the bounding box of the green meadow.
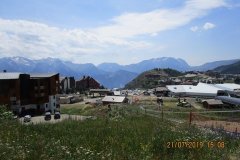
[0,104,239,160]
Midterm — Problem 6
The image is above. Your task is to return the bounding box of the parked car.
[54,112,61,119]
[44,112,51,121]
[23,115,31,123]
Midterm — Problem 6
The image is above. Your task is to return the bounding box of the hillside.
[125,68,183,89]
[214,60,240,74]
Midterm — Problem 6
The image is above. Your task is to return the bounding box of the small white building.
[59,96,74,104]
[102,96,128,104]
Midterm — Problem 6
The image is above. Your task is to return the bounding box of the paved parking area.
[19,114,96,125]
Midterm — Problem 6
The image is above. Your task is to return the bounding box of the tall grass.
[0,105,239,159]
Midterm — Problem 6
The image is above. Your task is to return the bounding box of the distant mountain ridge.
[98,57,190,73]
[190,59,240,71]
[214,60,240,74]
[97,57,239,73]
[0,57,137,88]
[0,56,239,88]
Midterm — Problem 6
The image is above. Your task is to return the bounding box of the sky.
[0,0,240,65]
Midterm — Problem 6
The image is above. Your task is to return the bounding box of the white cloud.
[190,26,199,32]
[150,32,158,37]
[0,0,226,63]
[0,18,148,62]
[94,0,226,38]
[190,22,216,32]
[203,22,216,30]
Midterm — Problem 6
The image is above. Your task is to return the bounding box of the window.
[11,101,17,105]
[45,104,48,108]
[54,103,55,106]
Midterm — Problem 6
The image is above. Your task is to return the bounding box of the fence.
[140,105,240,137]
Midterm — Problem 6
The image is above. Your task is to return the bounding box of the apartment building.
[0,72,60,115]
[76,76,100,92]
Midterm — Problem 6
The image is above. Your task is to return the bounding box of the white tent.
[167,83,224,97]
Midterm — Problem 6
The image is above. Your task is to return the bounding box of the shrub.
[0,105,14,120]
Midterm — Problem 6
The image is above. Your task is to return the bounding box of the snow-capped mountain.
[0,56,239,88]
[0,56,137,88]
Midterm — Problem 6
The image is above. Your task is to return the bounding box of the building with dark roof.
[202,99,224,109]
[154,87,169,97]
[0,72,60,115]
[0,73,30,109]
[76,76,100,93]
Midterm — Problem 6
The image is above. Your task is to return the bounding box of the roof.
[155,87,168,92]
[60,77,67,81]
[166,85,191,93]
[0,72,22,80]
[184,74,197,78]
[173,79,181,82]
[102,96,126,103]
[181,82,193,85]
[167,83,221,96]
[214,83,240,91]
[30,73,59,78]
[59,96,74,99]
[90,89,111,93]
[167,83,240,97]
[202,99,223,105]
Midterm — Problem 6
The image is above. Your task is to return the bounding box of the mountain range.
[0,56,239,88]
[98,57,190,73]
[214,60,240,74]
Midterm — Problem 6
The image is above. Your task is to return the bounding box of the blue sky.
[0,0,239,65]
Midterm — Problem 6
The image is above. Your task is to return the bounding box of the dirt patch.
[193,120,240,133]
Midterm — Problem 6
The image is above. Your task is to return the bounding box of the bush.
[0,105,14,120]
